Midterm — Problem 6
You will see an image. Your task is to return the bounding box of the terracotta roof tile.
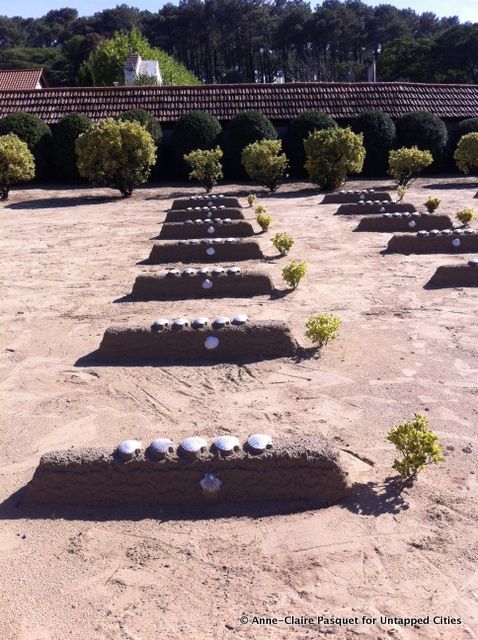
[0,69,47,91]
[0,82,477,124]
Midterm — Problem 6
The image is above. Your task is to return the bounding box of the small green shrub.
[397,185,407,202]
[241,139,288,192]
[172,111,221,178]
[272,232,294,256]
[424,197,441,213]
[247,193,257,207]
[396,111,448,161]
[305,313,341,348]
[455,207,476,226]
[388,146,433,187]
[351,110,396,176]
[0,133,35,200]
[304,127,365,190]
[76,119,156,197]
[52,113,91,183]
[454,132,478,174]
[0,112,52,181]
[226,110,277,176]
[183,146,223,193]
[282,260,307,289]
[387,413,443,478]
[285,111,337,176]
[255,207,272,232]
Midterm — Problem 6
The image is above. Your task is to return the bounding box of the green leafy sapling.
[272,232,294,256]
[282,260,307,289]
[455,207,477,227]
[387,413,443,479]
[424,197,440,213]
[305,313,341,348]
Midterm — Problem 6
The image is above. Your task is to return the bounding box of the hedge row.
[0,109,476,184]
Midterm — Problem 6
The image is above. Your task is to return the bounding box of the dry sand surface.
[0,176,477,640]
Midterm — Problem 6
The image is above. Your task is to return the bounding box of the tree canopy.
[0,2,476,86]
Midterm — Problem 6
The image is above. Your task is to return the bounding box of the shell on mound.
[152,318,169,330]
[213,435,241,454]
[179,436,208,455]
[212,316,230,328]
[200,473,222,493]
[228,267,241,275]
[247,433,273,453]
[212,267,225,275]
[468,259,478,267]
[232,314,248,325]
[192,316,209,328]
[117,439,142,458]
[202,279,213,289]
[149,438,174,457]
[199,267,210,275]
[172,317,189,329]
[183,268,197,276]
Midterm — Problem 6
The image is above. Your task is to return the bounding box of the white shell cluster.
[382,211,416,219]
[247,433,273,453]
[212,316,230,328]
[151,315,248,331]
[213,435,241,454]
[172,317,189,329]
[117,439,142,459]
[149,438,174,458]
[232,314,248,325]
[176,238,239,246]
[179,436,208,455]
[152,318,170,330]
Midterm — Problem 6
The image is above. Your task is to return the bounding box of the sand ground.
[0,176,477,640]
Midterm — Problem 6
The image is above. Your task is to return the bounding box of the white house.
[124,53,163,86]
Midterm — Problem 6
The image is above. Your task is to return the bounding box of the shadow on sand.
[6,195,118,210]
[342,476,412,516]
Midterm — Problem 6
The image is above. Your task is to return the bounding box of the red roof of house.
[0,82,476,124]
[0,69,47,91]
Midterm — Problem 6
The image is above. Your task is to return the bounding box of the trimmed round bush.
[395,111,448,162]
[241,139,288,192]
[285,111,337,177]
[0,112,52,181]
[172,111,221,178]
[52,113,91,183]
[0,133,35,200]
[454,132,478,174]
[76,119,156,197]
[452,118,478,148]
[118,109,162,145]
[351,110,396,176]
[225,111,277,177]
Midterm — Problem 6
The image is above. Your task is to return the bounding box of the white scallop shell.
[464,228,474,234]
[199,267,210,275]
[202,206,209,211]
[219,205,226,209]
[183,268,197,276]
[195,218,203,223]
[228,267,241,275]
[166,268,180,276]
[207,226,215,234]
[206,247,216,255]
[152,318,169,329]
[149,438,174,455]
[452,238,461,247]
[180,436,207,453]
[200,473,222,493]
[408,220,416,228]
[214,435,240,453]
[379,207,385,213]
[202,279,213,289]
[247,433,272,452]
[468,259,478,266]
[232,314,248,325]
[117,439,141,457]
[192,316,209,328]
[224,218,232,224]
[204,336,219,349]
[212,316,230,327]
[186,207,193,211]
[212,267,225,275]
[178,239,187,245]
[173,317,189,328]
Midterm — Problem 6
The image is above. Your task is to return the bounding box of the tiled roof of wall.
[0,82,476,124]
[0,69,46,91]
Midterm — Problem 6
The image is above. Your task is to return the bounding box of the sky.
[0,0,477,22]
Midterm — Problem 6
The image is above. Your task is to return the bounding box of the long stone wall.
[337,202,416,215]
[145,239,264,264]
[165,208,244,223]
[355,213,452,232]
[158,220,255,240]
[171,196,241,210]
[426,261,478,288]
[386,229,478,254]
[322,190,391,204]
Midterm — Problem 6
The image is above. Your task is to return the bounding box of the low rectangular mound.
[171,196,241,210]
[355,213,452,232]
[165,208,244,223]
[337,202,416,215]
[386,230,478,254]
[426,262,478,288]
[23,436,350,508]
[322,190,391,204]
[130,269,274,300]
[159,221,254,240]
[96,320,298,363]
[145,239,264,263]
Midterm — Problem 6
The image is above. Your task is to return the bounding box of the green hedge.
[0,112,52,181]
[351,110,396,176]
[52,113,91,183]
[396,111,448,164]
[171,111,221,178]
[118,109,163,180]
[224,110,277,177]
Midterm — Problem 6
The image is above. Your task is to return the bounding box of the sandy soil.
[0,176,477,640]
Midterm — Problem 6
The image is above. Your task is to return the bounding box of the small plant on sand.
[247,193,257,207]
[424,196,440,213]
[184,146,223,193]
[454,132,478,174]
[282,260,307,289]
[0,133,35,200]
[387,413,443,479]
[455,207,477,227]
[256,211,272,232]
[272,232,294,256]
[305,313,341,348]
[388,146,433,187]
[396,185,407,202]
